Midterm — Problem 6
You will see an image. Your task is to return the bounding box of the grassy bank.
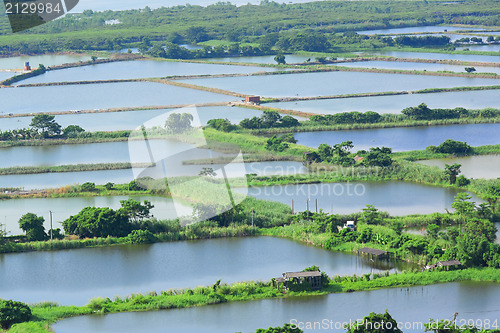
[0,163,153,176]
[8,268,500,332]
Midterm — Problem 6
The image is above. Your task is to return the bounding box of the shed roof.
[283,271,322,278]
[357,247,388,256]
[437,260,462,266]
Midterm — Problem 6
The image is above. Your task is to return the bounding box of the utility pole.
[291,199,294,214]
[49,210,53,241]
[315,199,318,213]
[251,209,254,227]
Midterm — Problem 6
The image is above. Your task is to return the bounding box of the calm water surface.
[239,182,480,215]
[0,106,264,131]
[181,71,500,97]
[266,89,500,114]
[0,237,402,305]
[416,154,500,179]
[0,54,91,70]
[457,45,500,52]
[294,123,500,152]
[0,161,308,191]
[18,60,277,84]
[0,82,236,115]
[0,140,196,167]
[337,60,500,74]
[357,26,485,35]
[53,282,500,333]
[367,51,499,63]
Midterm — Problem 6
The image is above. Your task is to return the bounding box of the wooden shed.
[357,247,388,259]
[273,271,323,290]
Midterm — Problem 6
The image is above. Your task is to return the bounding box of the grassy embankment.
[6,268,500,333]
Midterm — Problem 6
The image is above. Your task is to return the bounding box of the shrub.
[127,230,157,244]
[457,175,471,187]
[0,300,32,329]
[80,182,96,192]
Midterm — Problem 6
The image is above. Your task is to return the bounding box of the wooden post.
[291,199,294,214]
[49,210,53,241]
[315,199,318,213]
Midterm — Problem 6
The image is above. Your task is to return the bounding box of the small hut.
[273,271,323,290]
[245,96,261,104]
[24,62,31,71]
[357,247,388,259]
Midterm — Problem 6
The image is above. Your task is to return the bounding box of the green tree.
[280,115,300,127]
[18,213,46,241]
[63,125,85,137]
[127,229,156,244]
[361,205,381,225]
[402,103,433,120]
[456,175,470,187]
[274,53,286,64]
[266,135,289,152]
[426,223,440,238]
[444,163,461,184]
[80,182,96,192]
[63,207,131,238]
[254,323,303,333]
[165,113,194,134]
[206,118,234,132]
[451,192,476,218]
[29,114,61,138]
[346,311,402,333]
[464,67,476,73]
[105,182,114,190]
[0,300,32,329]
[119,199,154,223]
[129,180,145,191]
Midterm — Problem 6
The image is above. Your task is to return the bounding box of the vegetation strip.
[0,163,154,176]
[6,268,500,333]
[261,85,500,103]
[0,102,235,119]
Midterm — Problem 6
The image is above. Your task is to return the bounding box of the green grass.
[11,268,500,332]
[0,163,152,176]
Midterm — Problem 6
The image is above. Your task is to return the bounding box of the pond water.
[0,106,265,132]
[0,161,308,191]
[0,81,236,115]
[357,25,485,35]
[294,123,500,152]
[0,140,196,168]
[457,45,500,52]
[336,60,500,74]
[366,51,500,63]
[239,181,480,215]
[0,196,192,236]
[181,71,500,98]
[53,282,500,333]
[0,237,403,305]
[208,54,314,64]
[0,54,91,70]
[266,89,500,114]
[17,60,277,85]
[416,154,500,179]
[0,71,15,81]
